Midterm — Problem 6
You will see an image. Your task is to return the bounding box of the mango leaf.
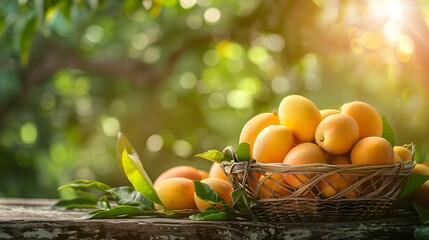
[57,179,111,192]
[122,149,163,205]
[236,142,251,162]
[117,132,136,172]
[193,181,221,204]
[81,205,149,219]
[189,208,233,221]
[414,202,429,224]
[223,146,235,161]
[219,200,235,215]
[107,186,155,210]
[53,198,99,209]
[46,7,72,37]
[122,0,141,13]
[195,150,226,163]
[156,209,185,218]
[99,195,111,209]
[19,15,37,67]
[382,115,395,146]
[415,224,429,240]
[399,174,429,199]
[34,0,44,27]
[231,188,258,221]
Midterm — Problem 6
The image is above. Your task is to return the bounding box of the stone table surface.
[0,198,424,240]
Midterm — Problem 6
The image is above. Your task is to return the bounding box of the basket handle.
[223,146,238,162]
[221,146,258,192]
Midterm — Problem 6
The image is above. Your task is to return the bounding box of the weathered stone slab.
[0,198,422,239]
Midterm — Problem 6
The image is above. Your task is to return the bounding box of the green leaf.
[122,149,163,205]
[231,188,258,221]
[382,115,395,146]
[414,202,429,224]
[155,209,184,218]
[99,195,111,209]
[193,181,221,204]
[399,174,429,199]
[73,189,101,202]
[34,0,44,28]
[117,132,137,172]
[19,15,37,67]
[59,0,73,21]
[81,205,149,219]
[415,224,429,240]
[219,200,235,215]
[58,179,111,192]
[107,186,155,210]
[122,0,141,13]
[236,142,251,162]
[195,149,226,163]
[52,198,99,209]
[223,146,235,161]
[189,208,233,221]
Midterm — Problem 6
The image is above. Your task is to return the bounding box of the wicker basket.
[221,151,416,222]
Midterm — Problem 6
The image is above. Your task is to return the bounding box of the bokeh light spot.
[172,140,193,158]
[248,46,269,65]
[263,34,285,52]
[132,33,149,50]
[227,90,252,109]
[102,116,120,137]
[187,14,203,29]
[239,77,260,95]
[146,134,164,152]
[84,25,104,43]
[271,76,290,94]
[20,122,37,144]
[204,8,221,24]
[398,35,414,55]
[142,47,161,63]
[208,92,225,109]
[180,0,197,9]
[75,97,93,117]
[304,74,322,92]
[203,50,220,66]
[179,72,198,89]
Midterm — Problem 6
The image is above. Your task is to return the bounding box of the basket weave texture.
[221,159,415,221]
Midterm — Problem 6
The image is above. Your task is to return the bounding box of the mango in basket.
[340,101,383,140]
[393,146,413,162]
[253,125,294,164]
[319,109,340,119]
[315,114,359,155]
[317,155,358,198]
[283,143,327,188]
[258,173,292,198]
[351,136,394,165]
[239,112,279,158]
[278,95,322,143]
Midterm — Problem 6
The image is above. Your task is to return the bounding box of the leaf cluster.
[54,133,258,221]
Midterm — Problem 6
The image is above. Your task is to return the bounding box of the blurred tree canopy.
[1,0,429,198]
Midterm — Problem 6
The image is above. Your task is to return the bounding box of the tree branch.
[0,35,213,130]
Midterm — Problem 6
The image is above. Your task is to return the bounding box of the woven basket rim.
[221,159,416,175]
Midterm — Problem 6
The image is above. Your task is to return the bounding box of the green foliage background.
[1,0,428,198]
